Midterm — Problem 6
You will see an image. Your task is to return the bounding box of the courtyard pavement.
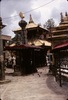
[0,67,68,100]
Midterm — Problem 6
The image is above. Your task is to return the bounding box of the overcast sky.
[0,0,68,38]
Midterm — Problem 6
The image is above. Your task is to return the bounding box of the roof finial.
[19,12,25,19]
[29,14,34,23]
[65,12,67,16]
[60,12,63,22]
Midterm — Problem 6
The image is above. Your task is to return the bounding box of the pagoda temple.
[11,14,51,69]
[48,12,68,86]
[46,12,68,48]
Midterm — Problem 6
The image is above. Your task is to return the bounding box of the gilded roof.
[28,39,51,46]
[26,22,38,29]
[10,39,51,47]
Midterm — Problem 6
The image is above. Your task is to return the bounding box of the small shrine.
[5,12,51,75]
[12,14,51,67]
[5,13,44,75]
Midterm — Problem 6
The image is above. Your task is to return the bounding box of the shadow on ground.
[46,75,68,96]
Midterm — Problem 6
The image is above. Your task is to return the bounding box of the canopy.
[4,44,41,50]
[53,41,68,51]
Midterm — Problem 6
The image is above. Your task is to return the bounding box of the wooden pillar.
[0,17,6,80]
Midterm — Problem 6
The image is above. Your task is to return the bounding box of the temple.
[49,12,68,86]
[46,12,68,48]
[5,14,51,75]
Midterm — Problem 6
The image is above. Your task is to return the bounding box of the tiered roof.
[53,12,68,34]
[46,12,68,48]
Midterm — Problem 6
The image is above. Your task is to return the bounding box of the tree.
[44,19,55,66]
[44,18,55,30]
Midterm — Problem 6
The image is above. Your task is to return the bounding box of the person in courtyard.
[46,55,52,74]
[12,55,16,69]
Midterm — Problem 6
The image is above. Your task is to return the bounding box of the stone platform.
[0,67,68,100]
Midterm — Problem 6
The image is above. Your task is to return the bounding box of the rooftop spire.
[63,12,68,21]
[29,14,34,23]
[60,12,63,22]
[65,12,67,16]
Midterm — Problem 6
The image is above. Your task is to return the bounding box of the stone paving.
[0,67,68,100]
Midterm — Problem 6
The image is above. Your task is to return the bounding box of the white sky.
[0,0,68,38]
